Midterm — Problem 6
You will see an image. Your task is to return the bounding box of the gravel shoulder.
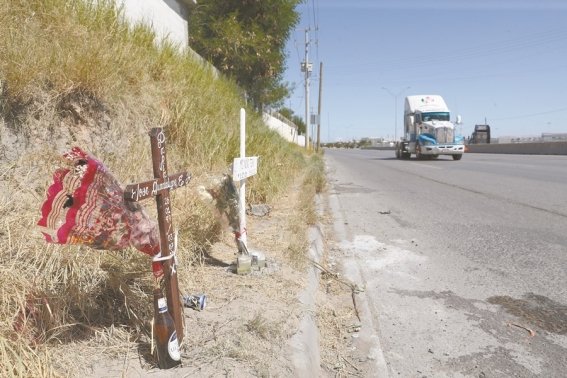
[82,181,364,377]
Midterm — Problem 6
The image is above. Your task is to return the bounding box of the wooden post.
[124,128,191,343]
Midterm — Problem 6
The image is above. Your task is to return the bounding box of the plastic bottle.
[153,288,181,369]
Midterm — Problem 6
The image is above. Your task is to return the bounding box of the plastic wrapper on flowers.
[205,174,240,232]
[204,174,248,254]
[37,147,163,277]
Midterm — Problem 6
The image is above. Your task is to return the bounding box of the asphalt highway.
[324,149,567,377]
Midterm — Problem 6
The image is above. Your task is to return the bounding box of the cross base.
[235,249,266,275]
[236,255,251,275]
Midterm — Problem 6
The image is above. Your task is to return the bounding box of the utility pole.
[316,61,323,152]
[382,86,410,142]
[301,29,312,150]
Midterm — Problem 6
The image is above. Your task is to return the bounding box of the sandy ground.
[79,184,365,377]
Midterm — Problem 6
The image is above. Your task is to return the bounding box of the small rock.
[247,204,271,217]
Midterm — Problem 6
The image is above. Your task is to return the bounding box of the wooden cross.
[124,128,191,343]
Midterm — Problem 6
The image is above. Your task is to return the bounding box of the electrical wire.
[329,28,567,75]
[491,106,567,121]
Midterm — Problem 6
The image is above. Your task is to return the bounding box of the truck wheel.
[415,144,423,160]
[452,154,463,161]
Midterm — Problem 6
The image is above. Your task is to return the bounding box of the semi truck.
[395,95,465,160]
[469,124,491,144]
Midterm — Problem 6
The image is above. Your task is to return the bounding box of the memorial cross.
[124,128,191,342]
[232,109,258,251]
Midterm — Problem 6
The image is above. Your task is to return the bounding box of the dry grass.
[316,273,362,377]
[283,154,326,269]
[245,312,280,340]
[172,177,312,377]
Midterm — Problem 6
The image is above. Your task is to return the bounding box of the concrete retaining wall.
[262,112,303,147]
[118,0,219,76]
[467,142,567,155]
[119,0,189,48]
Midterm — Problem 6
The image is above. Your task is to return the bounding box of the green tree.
[291,115,306,135]
[277,107,306,135]
[278,107,294,121]
[189,0,302,109]
[358,138,372,148]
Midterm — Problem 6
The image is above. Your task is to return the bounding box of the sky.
[283,0,567,142]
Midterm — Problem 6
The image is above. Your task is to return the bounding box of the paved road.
[324,149,567,378]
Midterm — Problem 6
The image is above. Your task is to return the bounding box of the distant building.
[542,133,567,142]
[368,138,394,147]
[495,133,567,144]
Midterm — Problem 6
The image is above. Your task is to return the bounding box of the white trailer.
[395,95,465,160]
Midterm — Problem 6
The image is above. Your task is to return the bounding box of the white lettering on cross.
[121,127,193,346]
[232,156,258,182]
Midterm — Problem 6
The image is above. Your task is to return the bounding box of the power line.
[491,106,567,121]
[310,0,320,91]
[312,0,317,30]
[327,28,567,74]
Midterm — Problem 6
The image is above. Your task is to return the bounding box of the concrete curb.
[289,196,325,376]
[327,189,390,378]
